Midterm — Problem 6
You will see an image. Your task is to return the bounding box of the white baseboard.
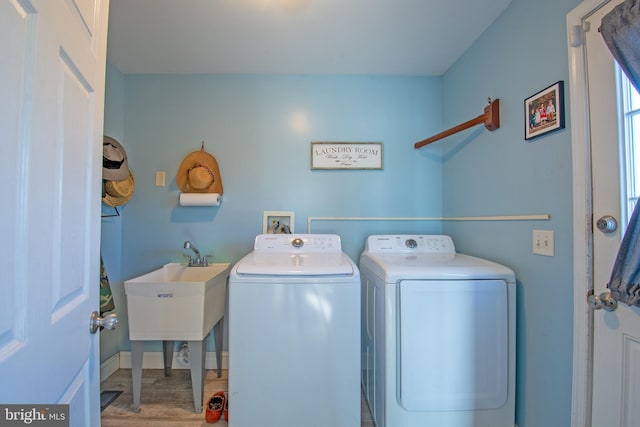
[118,350,229,370]
[100,351,229,382]
[100,352,121,382]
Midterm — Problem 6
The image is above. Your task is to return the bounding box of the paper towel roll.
[179,193,221,206]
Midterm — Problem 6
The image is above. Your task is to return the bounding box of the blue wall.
[441,0,580,426]
[103,74,444,353]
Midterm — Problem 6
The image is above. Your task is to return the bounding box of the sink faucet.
[184,241,207,266]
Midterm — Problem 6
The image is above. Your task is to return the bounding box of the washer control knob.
[405,239,418,248]
[292,238,304,248]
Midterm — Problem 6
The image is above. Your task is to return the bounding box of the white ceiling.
[106,0,512,76]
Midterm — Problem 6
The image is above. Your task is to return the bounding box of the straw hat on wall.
[102,136,135,207]
[103,136,129,181]
[176,147,223,194]
[102,171,135,207]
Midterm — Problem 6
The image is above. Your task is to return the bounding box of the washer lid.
[235,252,355,276]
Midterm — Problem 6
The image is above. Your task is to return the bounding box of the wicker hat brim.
[102,171,135,207]
[176,150,223,194]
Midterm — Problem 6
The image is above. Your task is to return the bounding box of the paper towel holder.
[179,192,222,207]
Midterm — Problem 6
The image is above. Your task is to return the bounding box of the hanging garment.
[601,0,640,307]
[600,0,640,93]
[607,201,640,306]
[100,255,115,315]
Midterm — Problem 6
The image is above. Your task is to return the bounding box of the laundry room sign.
[310,142,383,170]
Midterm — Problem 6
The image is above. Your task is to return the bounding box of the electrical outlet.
[533,229,554,256]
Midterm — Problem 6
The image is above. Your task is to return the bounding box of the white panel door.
[0,0,109,425]
[583,1,640,426]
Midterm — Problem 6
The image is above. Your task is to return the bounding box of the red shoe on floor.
[224,392,229,422]
[206,391,225,423]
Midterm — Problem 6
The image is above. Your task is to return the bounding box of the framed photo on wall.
[524,81,565,141]
[262,211,294,234]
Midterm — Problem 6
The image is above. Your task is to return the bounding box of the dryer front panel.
[398,279,508,411]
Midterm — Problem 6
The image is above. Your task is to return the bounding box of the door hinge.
[570,24,584,48]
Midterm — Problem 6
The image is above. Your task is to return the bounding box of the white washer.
[228,234,361,427]
[359,235,516,427]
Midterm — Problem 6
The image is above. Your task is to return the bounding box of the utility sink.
[124,262,230,341]
[124,262,230,413]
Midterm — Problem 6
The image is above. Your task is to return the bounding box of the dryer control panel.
[364,235,455,253]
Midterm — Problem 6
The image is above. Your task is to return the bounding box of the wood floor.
[101,369,375,427]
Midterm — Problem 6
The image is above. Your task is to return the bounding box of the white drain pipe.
[306,214,550,233]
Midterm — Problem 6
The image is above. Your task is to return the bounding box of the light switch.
[533,229,554,256]
[155,171,166,187]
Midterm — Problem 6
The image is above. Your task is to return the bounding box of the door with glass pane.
[584,1,640,426]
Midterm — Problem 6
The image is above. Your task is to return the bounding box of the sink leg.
[131,340,144,413]
[213,316,224,378]
[162,340,175,376]
[188,339,206,413]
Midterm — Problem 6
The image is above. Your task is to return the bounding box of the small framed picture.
[262,211,294,234]
[524,81,565,141]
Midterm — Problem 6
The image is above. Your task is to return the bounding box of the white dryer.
[359,235,516,427]
[228,234,361,427]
